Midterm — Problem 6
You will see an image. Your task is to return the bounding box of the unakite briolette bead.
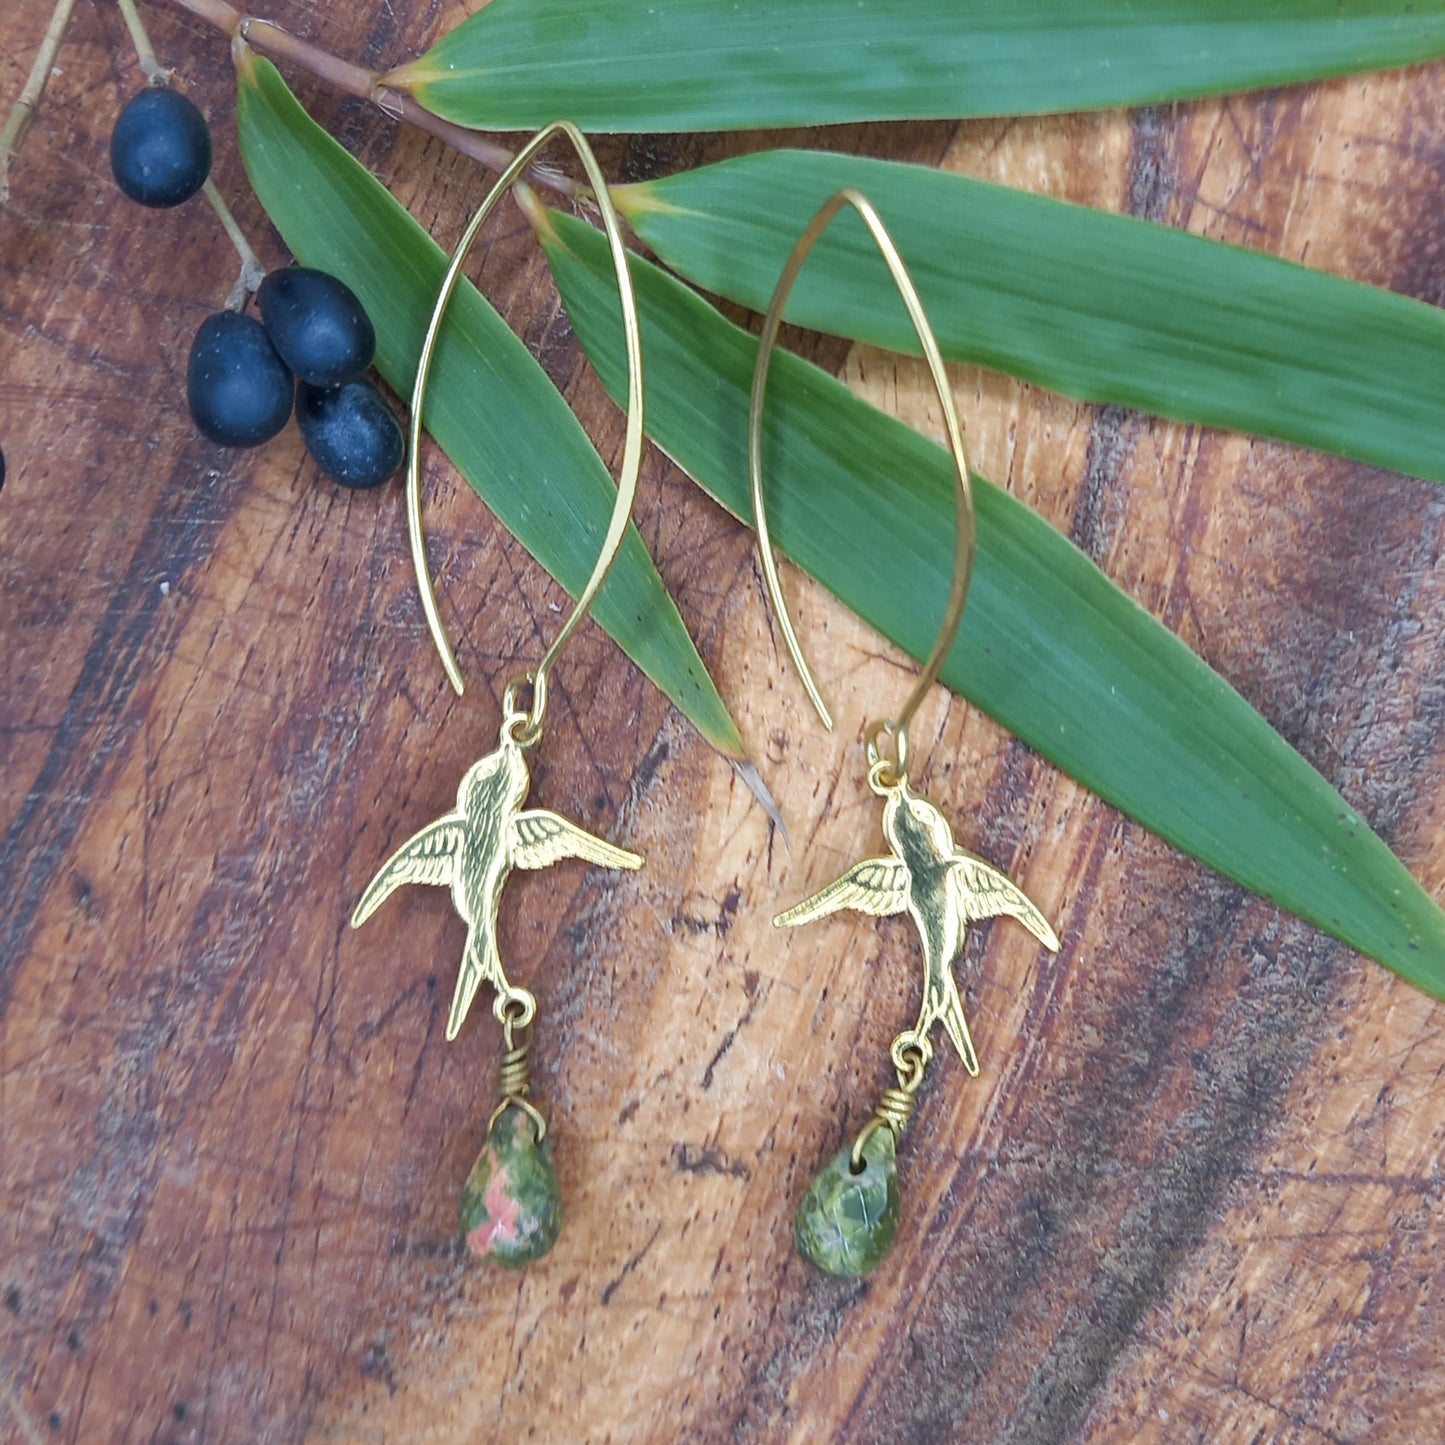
[459,1105,562,1267]
[793,1126,900,1278]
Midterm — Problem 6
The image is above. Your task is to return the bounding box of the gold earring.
[749,189,1061,1279]
[351,122,646,1268]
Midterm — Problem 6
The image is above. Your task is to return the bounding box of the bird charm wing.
[508,809,644,872]
[350,816,465,928]
[774,857,910,928]
[951,854,1060,951]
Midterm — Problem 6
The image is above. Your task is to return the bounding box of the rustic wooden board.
[2,3,1443,1442]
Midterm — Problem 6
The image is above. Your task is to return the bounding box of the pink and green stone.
[793,1126,901,1278]
[459,1105,562,1267]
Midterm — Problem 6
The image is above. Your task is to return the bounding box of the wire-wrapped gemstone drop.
[458,1105,562,1267]
[793,1126,900,1278]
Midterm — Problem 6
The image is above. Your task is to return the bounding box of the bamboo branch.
[159,0,582,200]
[117,0,170,81]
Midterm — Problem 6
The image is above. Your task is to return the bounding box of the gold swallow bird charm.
[351,725,643,1041]
[776,777,1058,1074]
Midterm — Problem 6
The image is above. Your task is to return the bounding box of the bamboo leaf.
[617,150,1445,485]
[232,51,749,762]
[393,0,1445,133]
[536,205,1445,997]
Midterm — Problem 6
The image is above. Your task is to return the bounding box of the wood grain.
[2,3,1443,1441]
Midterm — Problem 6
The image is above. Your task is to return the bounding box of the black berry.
[257,268,376,388]
[110,88,212,209]
[187,312,294,448]
[297,379,404,489]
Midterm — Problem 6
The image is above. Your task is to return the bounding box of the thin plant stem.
[115,0,267,305]
[158,0,582,200]
[116,0,170,82]
[204,178,267,308]
[0,0,81,202]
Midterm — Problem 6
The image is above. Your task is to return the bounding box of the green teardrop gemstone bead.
[793,1126,901,1279]
[458,1105,563,1267]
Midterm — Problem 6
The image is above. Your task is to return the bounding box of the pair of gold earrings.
[350,125,1059,1279]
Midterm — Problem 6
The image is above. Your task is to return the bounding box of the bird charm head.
[883,779,956,861]
[457,732,531,815]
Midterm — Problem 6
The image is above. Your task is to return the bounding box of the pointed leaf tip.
[233,56,752,767]
[401,0,1445,133]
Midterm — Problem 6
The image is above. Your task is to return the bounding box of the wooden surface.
[3,3,1445,1442]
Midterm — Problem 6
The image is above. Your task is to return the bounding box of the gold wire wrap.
[406,120,646,746]
[488,989,547,1140]
[850,1037,928,1171]
[497,1040,531,1101]
[748,188,977,785]
[873,1083,917,1136]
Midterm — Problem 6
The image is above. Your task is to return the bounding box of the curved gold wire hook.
[406,120,644,741]
[748,188,976,783]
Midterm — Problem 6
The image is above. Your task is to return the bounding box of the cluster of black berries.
[110,87,403,489]
[190,269,404,489]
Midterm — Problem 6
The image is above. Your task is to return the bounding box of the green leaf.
[617,150,1445,486]
[537,205,1445,997]
[394,0,1445,133]
[232,51,748,762]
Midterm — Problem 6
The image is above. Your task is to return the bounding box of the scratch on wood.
[599,1224,663,1308]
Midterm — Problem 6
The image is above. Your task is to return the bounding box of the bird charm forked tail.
[776,776,1057,1074]
[351,723,643,1042]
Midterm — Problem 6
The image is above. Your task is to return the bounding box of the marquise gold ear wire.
[749,189,1062,1279]
[350,122,646,1268]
